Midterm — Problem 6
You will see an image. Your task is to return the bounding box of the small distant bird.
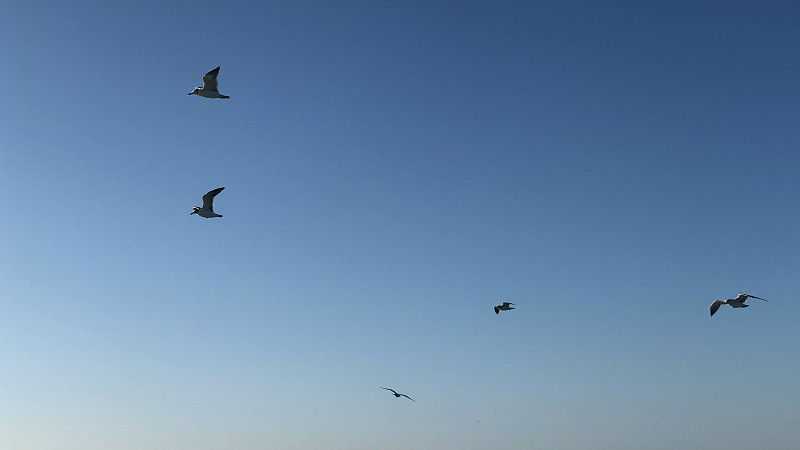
[191,187,225,218]
[494,302,515,314]
[380,387,414,401]
[710,293,767,317]
[188,66,230,98]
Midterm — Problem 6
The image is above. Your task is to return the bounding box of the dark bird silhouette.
[190,187,225,218]
[494,301,515,314]
[188,66,230,98]
[710,293,767,317]
[380,387,414,401]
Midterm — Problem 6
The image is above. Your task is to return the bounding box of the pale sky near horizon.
[2,1,799,449]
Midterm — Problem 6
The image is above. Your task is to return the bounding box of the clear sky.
[2,1,799,449]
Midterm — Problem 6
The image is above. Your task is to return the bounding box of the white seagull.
[188,66,230,99]
[710,293,767,317]
[494,301,515,314]
[191,187,225,218]
[380,387,415,401]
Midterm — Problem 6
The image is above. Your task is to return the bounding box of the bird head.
[190,206,200,215]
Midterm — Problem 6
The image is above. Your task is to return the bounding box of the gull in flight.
[191,187,225,218]
[494,301,515,314]
[188,66,230,98]
[380,387,414,401]
[710,293,767,317]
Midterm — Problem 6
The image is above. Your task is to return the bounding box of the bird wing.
[400,394,415,401]
[202,66,221,92]
[502,302,513,307]
[202,187,225,211]
[744,294,767,301]
[380,387,398,395]
[710,300,724,317]
[494,306,500,314]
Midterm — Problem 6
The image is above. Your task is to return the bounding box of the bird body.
[710,293,766,317]
[192,208,223,218]
[380,387,414,401]
[494,301,515,314]
[191,187,225,218]
[189,66,230,98]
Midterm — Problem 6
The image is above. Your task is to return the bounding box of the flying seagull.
[710,293,767,317]
[191,187,225,218]
[380,387,414,401]
[188,66,230,98]
[494,301,515,314]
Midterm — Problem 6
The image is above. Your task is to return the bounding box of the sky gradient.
[2,1,800,449]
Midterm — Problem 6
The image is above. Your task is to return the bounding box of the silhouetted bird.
[188,67,230,98]
[494,301,515,314]
[191,187,225,218]
[710,293,766,317]
[380,387,414,401]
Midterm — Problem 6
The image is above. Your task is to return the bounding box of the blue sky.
[2,1,799,449]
